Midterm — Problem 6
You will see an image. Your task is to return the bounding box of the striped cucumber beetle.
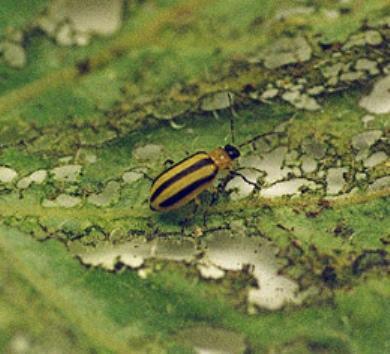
[148,98,283,212]
[150,144,240,212]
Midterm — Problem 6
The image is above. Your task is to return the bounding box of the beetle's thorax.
[208,147,233,170]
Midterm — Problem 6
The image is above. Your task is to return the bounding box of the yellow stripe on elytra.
[159,180,214,211]
[154,164,217,207]
[150,152,209,196]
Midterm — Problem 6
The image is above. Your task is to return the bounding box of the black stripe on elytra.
[150,157,215,202]
[159,172,216,208]
[151,151,208,184]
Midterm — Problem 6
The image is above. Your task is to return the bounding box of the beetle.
[150,144,240,212]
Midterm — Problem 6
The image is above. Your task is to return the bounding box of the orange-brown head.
[208,144,240,170]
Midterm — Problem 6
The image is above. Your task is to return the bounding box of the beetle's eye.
[224,144,240,160]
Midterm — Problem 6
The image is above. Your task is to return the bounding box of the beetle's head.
[223,144,240,160]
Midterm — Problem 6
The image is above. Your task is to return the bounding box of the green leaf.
[0,1,389,353]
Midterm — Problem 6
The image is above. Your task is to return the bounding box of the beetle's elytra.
[150,144,240,212]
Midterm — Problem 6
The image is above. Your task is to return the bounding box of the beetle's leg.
[191,196,202,218]
[143,172,154,182]
[179,198,202,233]
[208,186,219,206]
[163,159,174,168]
[180,217,190,234]
[194,196,202,207]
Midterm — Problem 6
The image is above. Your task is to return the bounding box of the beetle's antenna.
[237,131,284,148]
[230,170,260,190]
[230,109,236,144]
[236,112,295,148]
